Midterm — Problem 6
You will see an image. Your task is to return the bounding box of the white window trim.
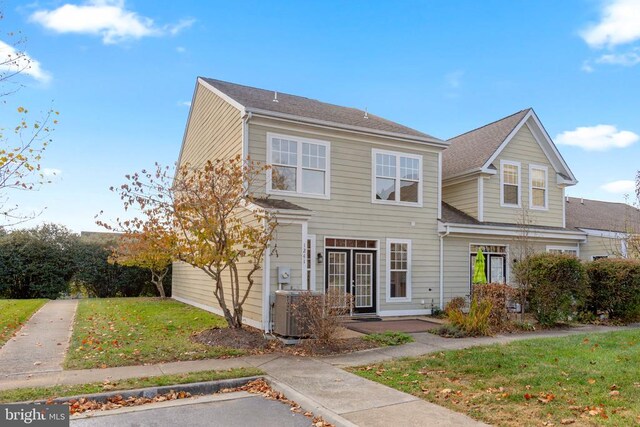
[529,164,548,211]
[371,148,423,207]
[500,159,521,208]
[306,234,316,291]
[266,132,331,200]
[385,238,412,303]
[546,245,580,256]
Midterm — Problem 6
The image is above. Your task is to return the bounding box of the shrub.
[432,324,468,338]
[0,224,77,299]
[363,331,414,346]
[473,283,515,332]
[445,296,467,315]
[515,253,589,326]
[447,296,492,336]
[293,290,352,344]
[586,258,640,322]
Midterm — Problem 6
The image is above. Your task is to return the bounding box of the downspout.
[439,225,450,310]
[241,111,252,162]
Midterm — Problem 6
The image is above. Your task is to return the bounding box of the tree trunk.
[150,270,166,298]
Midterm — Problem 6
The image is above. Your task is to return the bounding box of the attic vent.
[273,91,279,103]
[363,108,368,119]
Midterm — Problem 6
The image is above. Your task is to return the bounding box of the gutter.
[247,108,449,149]
[439,224,450,310]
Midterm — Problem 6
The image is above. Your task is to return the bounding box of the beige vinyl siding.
[482,125,564,227]
[177,83,242,168]
[443,180,478,219]
[172,207,264,326]
[580,235,624,261]
[442,235,583,305]
[270,221,304,290]
[172,81,259,325]
[249,117,442,312]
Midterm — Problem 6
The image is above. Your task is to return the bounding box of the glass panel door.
[354,252,373,309]
[489,255,505,283]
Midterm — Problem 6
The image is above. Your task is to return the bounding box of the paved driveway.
[71,392,311,427]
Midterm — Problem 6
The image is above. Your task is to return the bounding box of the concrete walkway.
[0,300,77,377]
[1,324,634,426]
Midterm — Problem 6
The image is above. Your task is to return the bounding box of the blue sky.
[1,0,639,231]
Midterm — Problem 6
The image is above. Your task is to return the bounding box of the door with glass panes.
[325,248,376,314]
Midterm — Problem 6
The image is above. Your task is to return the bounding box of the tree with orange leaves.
[102,155,276,328]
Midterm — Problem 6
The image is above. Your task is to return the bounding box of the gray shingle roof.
[443,109,530,179]
[566,197,640,233]
[201,78,440,142]
[252,198,309,212]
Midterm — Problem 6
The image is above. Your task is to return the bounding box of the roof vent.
[581,198,584,204]
[565,196,569,202]
[273,91,279,103]
[363,108,368,119]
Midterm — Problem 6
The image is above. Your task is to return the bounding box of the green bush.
[586,258,640,322]
[0,224,77,299]
[363,331,414,346]
[516,253,589,326]
[447,296,492,336]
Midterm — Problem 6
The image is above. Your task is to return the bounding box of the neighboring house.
[566,197,640,260]
[172,77,638,331]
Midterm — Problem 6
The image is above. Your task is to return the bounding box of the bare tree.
[512,205,536,321]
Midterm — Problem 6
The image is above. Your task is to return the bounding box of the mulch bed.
[192,327,379,356]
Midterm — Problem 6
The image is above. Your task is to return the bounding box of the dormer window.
[500,160,521,207]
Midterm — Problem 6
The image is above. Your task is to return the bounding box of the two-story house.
[172,77,638,332]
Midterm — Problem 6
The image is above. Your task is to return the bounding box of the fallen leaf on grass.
[560,419,575,425]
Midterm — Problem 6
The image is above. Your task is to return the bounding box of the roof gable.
[199,77,443,144]
[443,109,529,179]
[443,109,577,185]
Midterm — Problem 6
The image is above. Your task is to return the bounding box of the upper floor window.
[500,160,521,207]
[529,165,548,210]
[372,149,422,206]
[267,133,330,199]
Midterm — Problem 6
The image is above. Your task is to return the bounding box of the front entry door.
[325,249,376,314]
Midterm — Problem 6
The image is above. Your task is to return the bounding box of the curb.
[265,377,358,427]
[25,376,263,405]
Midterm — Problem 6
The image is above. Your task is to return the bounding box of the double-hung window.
[267,133,330,198]
[500,160,521,207]
[372,149,422,206]
[529,165,548,210]
[386,239,411,302]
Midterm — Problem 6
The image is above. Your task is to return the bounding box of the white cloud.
[29,0,194,45]
[177,101,191,107]
[581,61,595,72]
[42,168,62,177]
[555,124,639,151]
[596,48,640,65]
[581,0,640,48]
[176,46,186,53]
[0,39,51,83]
[601,179,636,193]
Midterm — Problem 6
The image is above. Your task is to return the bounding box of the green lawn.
[352,329,640,426]
[65,298,243,369]
[0,367,262,403]
[0,299,48,347]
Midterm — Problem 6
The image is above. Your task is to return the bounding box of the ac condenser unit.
[273,290,321,338]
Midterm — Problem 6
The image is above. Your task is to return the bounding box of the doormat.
[345,319,440,334]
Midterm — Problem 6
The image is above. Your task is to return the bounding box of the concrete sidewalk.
[0,300,77,377]
[1,324,633,426]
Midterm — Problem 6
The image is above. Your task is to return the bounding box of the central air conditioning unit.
[273,290,321,339]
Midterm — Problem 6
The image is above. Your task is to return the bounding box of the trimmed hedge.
[586,258,640,322]
[516,253,589,326]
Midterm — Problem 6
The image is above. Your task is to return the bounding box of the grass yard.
[0,299,48,347]
[352,329,640,426]
[65,298,244,370]
[0,367,262,403]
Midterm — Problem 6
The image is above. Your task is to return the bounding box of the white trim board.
[173,295,263,330]
[379,309,432,316]
[439,222,587,241]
